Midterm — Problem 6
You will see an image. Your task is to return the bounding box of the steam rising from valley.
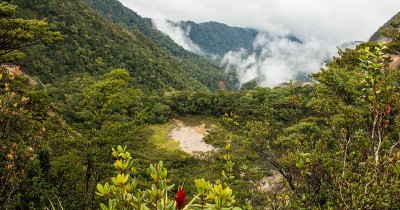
[152,19,336,87]
[221,34,334,87]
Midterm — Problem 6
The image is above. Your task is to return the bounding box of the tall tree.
[0,2,61,63]
[272,44,400,209]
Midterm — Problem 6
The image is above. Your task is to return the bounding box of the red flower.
[385,104,391,114]
[174,188,188,210]
[384,119,389,129]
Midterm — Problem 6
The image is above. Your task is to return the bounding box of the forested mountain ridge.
[85,0,189,56]
[7,0,224,91]
[171,20,302,59]
[84,0,238,91]
[370,12,400,42]
[177,21,260,56]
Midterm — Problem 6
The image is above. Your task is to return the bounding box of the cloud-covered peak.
[222,33,333,87]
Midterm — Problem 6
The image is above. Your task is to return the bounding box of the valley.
[1,0,400,209]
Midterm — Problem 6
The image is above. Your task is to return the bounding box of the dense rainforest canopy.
[1,0,400,209]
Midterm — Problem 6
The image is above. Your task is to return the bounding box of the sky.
[119,0,400,87]
[120,0,399,44]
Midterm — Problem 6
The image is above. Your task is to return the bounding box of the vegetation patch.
[174,115,217,128]
[146,122,181,151]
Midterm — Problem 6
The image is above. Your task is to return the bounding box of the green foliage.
[9,0,210,91]
[370,12,400,42]
[179,21,259,56]
[85,0,237,91]
[0,68,42,209]
[97,145,247,210]
[0,2,62,63]
[3,1,400,208]
[263,44,400,209]
[240,80,258,91]
[0,67,89,209]
[380,15,400,55]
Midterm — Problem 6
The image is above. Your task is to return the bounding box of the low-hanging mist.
[152,18,204,55]
[221,33,334,87]
[152,19,336,87]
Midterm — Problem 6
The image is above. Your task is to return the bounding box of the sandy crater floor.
[169,119,214,154]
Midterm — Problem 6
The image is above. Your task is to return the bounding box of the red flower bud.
[383,119,389,129]
[385,104,391,114]
[174,189,188,210]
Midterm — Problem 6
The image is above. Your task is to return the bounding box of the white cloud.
[151,18,204,54]
[221,33,334,87]
[119,0,400,87]
[120,0,400,44]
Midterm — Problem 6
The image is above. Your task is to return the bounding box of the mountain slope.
[85,0,186,56]
[84,0,237,90]
[160,20,319,87]
[172,21,302,58]
[9,0,210,91]
[178,21,260,56]
[370,12,400,42]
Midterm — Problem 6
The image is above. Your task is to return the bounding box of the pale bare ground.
[259,170,284,192]
[390,55,400,69]
[169,119,214,154]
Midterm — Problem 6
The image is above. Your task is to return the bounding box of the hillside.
[9,0,216,91]
[170,20,302,59]
[370,12,400,42]
[151,18,316,87]
[84,0,311,88]
[178,21,260,56]
[85,0,189,57]
[84,0,238,90]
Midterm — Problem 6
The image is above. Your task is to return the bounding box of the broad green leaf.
[100,203,108,210]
